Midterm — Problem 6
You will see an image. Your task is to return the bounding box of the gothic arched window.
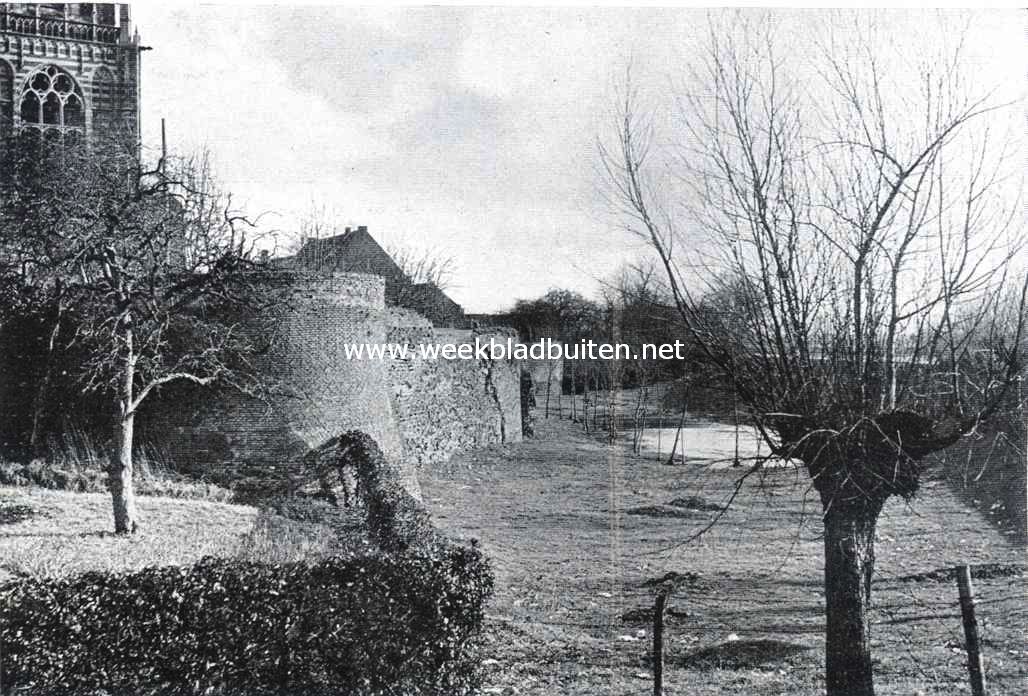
[18,65,86,140]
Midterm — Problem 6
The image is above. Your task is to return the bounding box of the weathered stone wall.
[387,326,522,469]
[141,273,522,496]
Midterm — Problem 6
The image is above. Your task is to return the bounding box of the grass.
[0,487,257,584]
[235,503,374,565]
[1,413,1022,695]
[0,426,235,503]
[0,489,370,585]
[421,415,1027,696]
[0,457,235,502]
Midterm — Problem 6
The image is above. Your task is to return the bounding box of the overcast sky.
[131,6,1024,313]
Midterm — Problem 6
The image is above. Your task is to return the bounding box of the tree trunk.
[570,361,577,421]
[731,388,741,467]
[821,495,883,696]
[665,399,687,466]
[632,378,645,452]
[111,324,139,535]
[545,362,552,418]
[110,414,138,534]
[29,307,63,453]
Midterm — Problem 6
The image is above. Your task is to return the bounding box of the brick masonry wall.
[141,273,523,497]
[142,273,415,495]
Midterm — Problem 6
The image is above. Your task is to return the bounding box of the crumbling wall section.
[387,326,522,468]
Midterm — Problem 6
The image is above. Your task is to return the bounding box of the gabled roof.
[287,227,404,280]
[271,226,467,327]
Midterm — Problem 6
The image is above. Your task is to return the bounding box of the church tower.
[0,3,141,145]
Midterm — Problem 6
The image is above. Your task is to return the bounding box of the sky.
[130,5,1025,313]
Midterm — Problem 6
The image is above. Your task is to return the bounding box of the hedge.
[0,547,493,695]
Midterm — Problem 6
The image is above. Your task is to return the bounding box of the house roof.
[271,226,466,325]
[281,227,403,279]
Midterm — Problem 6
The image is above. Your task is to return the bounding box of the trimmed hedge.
[0,547,492,695]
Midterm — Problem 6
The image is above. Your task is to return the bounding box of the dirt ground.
[421,415,1027,696]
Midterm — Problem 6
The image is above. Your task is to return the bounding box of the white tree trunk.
[111,325,139,535]
[110,413,138,534]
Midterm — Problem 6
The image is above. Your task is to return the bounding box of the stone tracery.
[18,63,84,141]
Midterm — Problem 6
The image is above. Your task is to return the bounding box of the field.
[1,416,1024,695]
[422,417,1027,696]
[0,488,257,584]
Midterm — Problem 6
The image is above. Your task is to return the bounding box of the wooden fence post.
[652,587,669,696]
[956,564,987,696]
[645,573,689,696]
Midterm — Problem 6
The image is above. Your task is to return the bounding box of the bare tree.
[387,243,457,293]
[600,262,668,447]
[601,14,1026,696]
[0,137,282,534]
[284,199,344,258]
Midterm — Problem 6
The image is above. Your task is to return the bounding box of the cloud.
[132,6,1025,313]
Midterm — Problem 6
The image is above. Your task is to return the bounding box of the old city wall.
[142,274,521,496]
[143,274,414,494]
[387,318,522,469]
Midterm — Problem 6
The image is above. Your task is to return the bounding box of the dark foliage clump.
[0,548,493,695]
[309,430,444,553]
[0,503,40,526]
[790,411,941,503]
[0,459,106,492]
[230,475,293,505]
[1,430,494,695]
